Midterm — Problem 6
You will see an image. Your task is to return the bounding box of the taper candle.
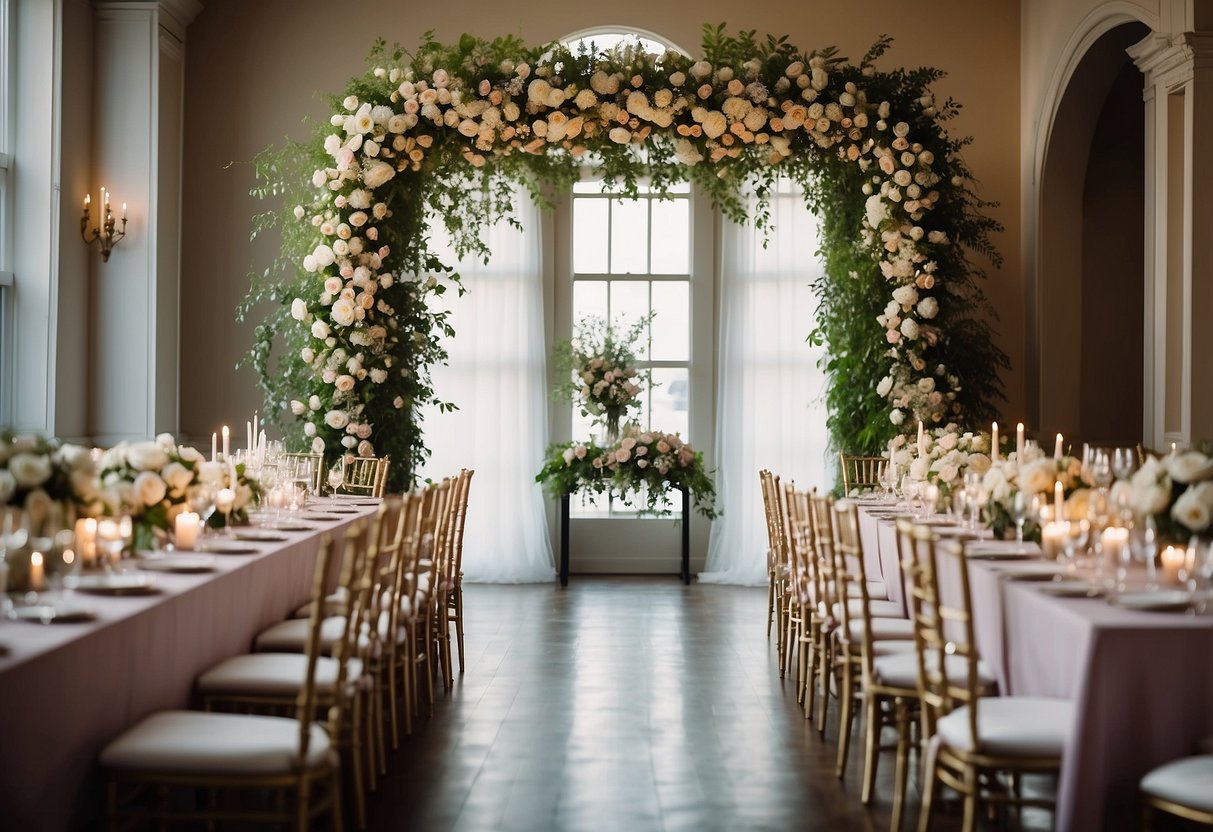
[1054,433,1064,461]
[221,425,230,460]
[1016,422,1025,460]
[991,422,1000,462]
[1054,481,1065,521]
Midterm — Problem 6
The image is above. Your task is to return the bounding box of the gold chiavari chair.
[911,527,1074,832]
[283,451,325,494]
[100,535,344,832]
[1140,754,1213,828]
[784,483,821,714]
[337,455,391,498]
[839,452,888,495]
[394,485,439,735]
[248,517,382,829]
[440,469,474,682]
[829,500,915,787]
[760,470,790,671]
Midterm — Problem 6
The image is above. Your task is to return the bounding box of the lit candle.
[29,551,45,592]
[211,431,218,462]
[246,421,253,454]
[1016,422,1025,461]
[1171,442,1177,455]
[221,425,230,460]
[175,511,200,550]
[1101,527,1129,568]
[1041,521,1068,560]
[991,421,1000,462]
[74,517,97,567]
[1054,433,1064,461]
[121,202,127,220]
[917,420,926,458]
[1054,481,1065,521]
[1160,545,1186,585]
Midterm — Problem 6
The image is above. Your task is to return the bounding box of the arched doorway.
[1035,20,1150,446]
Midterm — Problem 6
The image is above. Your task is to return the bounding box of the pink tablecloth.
[0,506,373,831]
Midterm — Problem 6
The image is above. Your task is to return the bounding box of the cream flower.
[331,298,357,327]
[1165,451,1213,484]
[335,374,356,392]
[7,453,52,488]
[133,470,167,506]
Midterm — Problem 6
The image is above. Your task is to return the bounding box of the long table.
[0,503,375,831]
[855,503,1213,832]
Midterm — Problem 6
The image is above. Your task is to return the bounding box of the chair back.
[905,526,984,748]
[297,533,336,758]
[365,498,406,660]
[282,452,325,494]
[328,521,376,731]
[839,453,887,495]
[339,456,391,498]
[831,500,879,674]
[759,470,789,579]
[783,482,810,605]
[808,494,842,624]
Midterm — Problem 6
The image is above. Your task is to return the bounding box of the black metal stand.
[558,487,692,587]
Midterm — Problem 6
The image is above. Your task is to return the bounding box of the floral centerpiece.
[885,423,992,496]
[982,447,1086,540]
[537,428,718,519]
[0,432,97,533]
[552,314,651,443]
[1121,447,1213,540]
[97,434,263,550]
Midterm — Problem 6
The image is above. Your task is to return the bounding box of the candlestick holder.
[81,189,128,262]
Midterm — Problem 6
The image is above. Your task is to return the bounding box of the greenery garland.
[239,25,1007,492]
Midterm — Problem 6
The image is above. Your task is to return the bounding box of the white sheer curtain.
[418,195,555,583]
[700,181,831,585]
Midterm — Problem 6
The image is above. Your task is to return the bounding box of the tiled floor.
[366,577,1051,832]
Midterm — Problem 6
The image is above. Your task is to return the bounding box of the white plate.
[9,602,95,623]
[75,573,158,594]
[966,548,1037,560]
[300,513,344,522]
[198,542,261,555]
[136,553,216,573]
[1109,590,1192,612]
[263,522,318,532]
[233,530,291,542]
[1037,580,1104,598]
[1000,566,1066,581]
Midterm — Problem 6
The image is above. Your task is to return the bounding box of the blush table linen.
[0,507,374,831]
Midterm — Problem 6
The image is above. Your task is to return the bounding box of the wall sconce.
[81,187,128,261]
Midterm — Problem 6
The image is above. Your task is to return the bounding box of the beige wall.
[177,0,1022,440]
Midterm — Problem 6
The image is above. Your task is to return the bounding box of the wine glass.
[96,516,132,573]
[44,529,80,602]
[327,458,345,497]
[1061,518,1090,576]
[1112,447,1138,481]
[1130,516,1159,590]
[214,488,236,536]
[1011,490,1030,543]
[1089,450,1113,490]
[187,483,217,536]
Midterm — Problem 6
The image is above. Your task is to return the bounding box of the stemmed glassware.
[1089,450,1113,491]
[327,458,345,497]
[1130,515,1159,590]
[963,472,985,531]
[44,529,80,601]
[1112,447,1138,481]
[96,516,133,573]
[1011,490,1034,543]
[187,483,217,538]
[1061,518,1090,576]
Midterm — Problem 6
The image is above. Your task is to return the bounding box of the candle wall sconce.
[81,187,128,261]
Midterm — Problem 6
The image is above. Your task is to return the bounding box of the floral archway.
[240,25,1007,492]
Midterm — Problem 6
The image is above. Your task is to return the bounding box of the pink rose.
[886,330,901,344]
[335,374,356,392]
[615,449,631,463]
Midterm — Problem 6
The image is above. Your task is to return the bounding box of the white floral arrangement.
[1120,449,1213,537]
[0,432,97,530]
[97,434,261,547]
[887,423,991,495]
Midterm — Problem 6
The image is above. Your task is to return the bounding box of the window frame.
[0,0,14,429]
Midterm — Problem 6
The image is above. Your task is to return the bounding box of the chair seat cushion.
[833,599,905,620]
[846,616,914,643]
[197,654,363,697]
[292,588,349,620]
[937,697,1074,758]
[1141,755,1213,811]
[872,652,996,692]
[100,711,331,775]
[255,616,367,654]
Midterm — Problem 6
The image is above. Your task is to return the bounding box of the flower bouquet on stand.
[886,422,993,499]
[552,313,652,443]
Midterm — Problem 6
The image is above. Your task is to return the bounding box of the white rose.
[909,457,930,481]
[357,440,374,458]
[309,395,322,411]
[917,377,936,394]
[1018,458,1057,494]
[133,470,168,506]
[304,421,316,437]
[312,245,335,268]
[1171,487,1212,532]
[331,299,357,327]
[312,437,326,454]
[290,400,306,415]
[1165,451,1213,484]
[890,408,905,426]
[1133,483,1171,516]
[917,297,939,319]
[197,461,225,485]
[325,410,350,430]
[876,376,893,397]
[160,462,194,497]
[363,160,396,189]
[7,452,52,489]
[937,463,959,484]
[0,469,15,503]
[311,320,330,340]
[900,318,920,340]
[126,442,169,472]
[335,374,356,392]
[937,432,958,451]
[892,285,919,309]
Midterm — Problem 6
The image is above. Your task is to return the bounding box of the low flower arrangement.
[552,315,650,441]
[1119,447,1213,540]
[0,432,97,532]
[982,448,1086,540]
[886,423,992,496]
[98,434,263,549]
[537,429,718,519]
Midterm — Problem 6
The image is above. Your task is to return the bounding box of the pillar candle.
[175,512,200,550]
[211,432,218,463]
[1160,545,1186,585]
[1016,422,1025,460]
[991,422,1000,462]
[29,550,45,592]
[1101,527,1129,567]
[1054,433,1064,461]
[1054,481,1065,521]
[1041,521,1068,560]
[221,425,230,460]
[74,517,97,568]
